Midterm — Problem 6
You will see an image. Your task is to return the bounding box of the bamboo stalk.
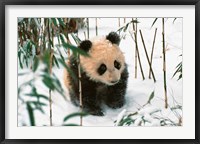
[95,18,98,36]
[72,36,83,126]
[78,54,83,126]
[118,18,120,27]
[47,18,53,126]
[38,18,44,55]
[124,18,126,23]
[149,28,157,79]
[162,18,168,108]
[49,51,53,126]
[87,18,89,39]
[139,30,156,82]
[66,33,71,62]
[84,31,86,40]
[130,32,145,80]
[132,18,138,78]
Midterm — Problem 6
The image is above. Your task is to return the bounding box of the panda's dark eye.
[114,60,121,70]
[97,64,107,75]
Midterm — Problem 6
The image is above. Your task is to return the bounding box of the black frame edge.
[195,1,200,144]
[0,0,5,144]
[1,0,200,5]
[1,0,199,144]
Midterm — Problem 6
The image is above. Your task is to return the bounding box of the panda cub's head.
[79,32,125,86]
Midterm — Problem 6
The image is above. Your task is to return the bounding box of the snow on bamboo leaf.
[115,109,127,126]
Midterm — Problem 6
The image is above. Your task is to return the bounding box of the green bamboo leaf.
[62,124,80,126]
[117,26,125,33]
[63,42,89,57]
[123,23,129,32]
[42,74,55,90]
[51,18,58,26]
[18,72,29,76]
[26,41,31,54]
[22,53,29,68]
[18,50,23,69]
[25,93,49,100]
[147,91,155,104]
[63,112,88,122]
[58,58,77,82]
[52,73,64,95]
[172,61,182,79]
[60,34,89,57]
[55,45,65,62]
[31,101,47,106]
[151,18,158,28]
[36,106,45,114]
[171,105,182,110]
[71,33,81,45]
[173,18,177,24]
[53,55,60,68]
[26,102,35,126]
[57,18,66,27]
[42,50,51,70]
[33,56,39,72]
[118,117,134,126]
[178,73,182,80]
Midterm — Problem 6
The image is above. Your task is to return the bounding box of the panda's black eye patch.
[98,64,107,75]
[114,60,121,70]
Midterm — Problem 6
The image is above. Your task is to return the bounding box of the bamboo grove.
[18,18,182,126]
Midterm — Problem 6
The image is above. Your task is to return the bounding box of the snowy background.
[18,18,182,126]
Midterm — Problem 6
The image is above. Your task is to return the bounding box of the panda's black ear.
[79,40,92,52]
[106,32,120,45]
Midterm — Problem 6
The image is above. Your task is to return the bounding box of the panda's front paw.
[107,100,124,109]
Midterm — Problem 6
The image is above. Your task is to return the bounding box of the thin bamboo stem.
[78,55,83,126]
[84,31,86,40]
[139,30,156,83]
[66,34,71,61]
[47,18,53,126]
[162,18,168,108]
[49,50,54,126]
[130,32,145,80]
[118,18,121,27]
[38,18,44,55]
[87,18,89,39]
[132,18,138,78]
[149,28,157,79]
[95,18,98,36]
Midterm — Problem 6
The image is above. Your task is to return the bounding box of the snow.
[18,18,182,126]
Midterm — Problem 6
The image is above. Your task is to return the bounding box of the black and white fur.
[64,32,129,116]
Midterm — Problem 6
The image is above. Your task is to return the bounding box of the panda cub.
[64,32,129,116]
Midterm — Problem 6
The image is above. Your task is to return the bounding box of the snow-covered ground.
[18,18,182,126]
